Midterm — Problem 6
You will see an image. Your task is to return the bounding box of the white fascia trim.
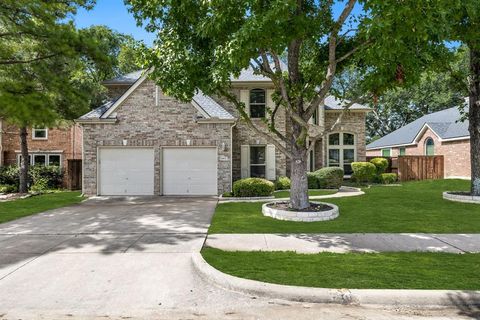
[196,119,236,124]
[101,69,152,119]
[441,136,470,142]
[366,142,418,151]
[412,123,442,143]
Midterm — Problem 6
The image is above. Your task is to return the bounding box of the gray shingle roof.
[323,95,370,111]
[78,100,115,120]
[231,61,289,82]
[102,70,144,85]
[192,90,234,120]
[367,105,469,150]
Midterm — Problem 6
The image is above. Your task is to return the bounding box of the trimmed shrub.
[0,184,17,194]
[370,157,389,175]
[381,173,398,184]
[307,172,319,189]
[0,165,20,187]
[222,191,233,197]
[233,178,275,197]
[30,165,63,190]
[314,167,344,189]
[351,162,376,183]
[275,176,291,190]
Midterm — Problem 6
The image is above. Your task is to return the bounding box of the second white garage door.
[162,148,218,195]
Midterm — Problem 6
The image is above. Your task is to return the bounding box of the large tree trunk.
[289,143,309,210]
[469,47,480,196]
[19,127,29,194]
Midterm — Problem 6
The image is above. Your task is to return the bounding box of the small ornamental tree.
[127,0,448,209]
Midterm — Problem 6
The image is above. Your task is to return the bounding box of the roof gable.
[367,105,469,150]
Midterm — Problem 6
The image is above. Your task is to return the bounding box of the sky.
[74,0,156,46]
[73,0,361,47]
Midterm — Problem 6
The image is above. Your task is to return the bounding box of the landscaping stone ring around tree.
[262,201,339,222]
[443,191,480,204]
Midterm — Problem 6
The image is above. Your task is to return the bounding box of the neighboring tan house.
[0,120,83,186]
[76,69,370,196]
[366,105,470,179]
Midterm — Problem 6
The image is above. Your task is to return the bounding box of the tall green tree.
[127,0,449,209]
[366,0,480,195]
[72,26,143,109]
[0,0,102,193]
[367,66,467,142]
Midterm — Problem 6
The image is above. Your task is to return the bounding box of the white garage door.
[99,148,154,196]
[163,148,217,195]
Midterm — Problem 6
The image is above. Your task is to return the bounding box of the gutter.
[74,119,118,125]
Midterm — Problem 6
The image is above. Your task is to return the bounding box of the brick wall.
[1,122,82,169]
[322,111,367,165]
[213,86,288,181]
[366,127,471,178]
[81,80,233,195]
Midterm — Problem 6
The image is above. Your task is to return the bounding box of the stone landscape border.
[192,252,480,307]
[262,201,339,222]
[443,191,480,204]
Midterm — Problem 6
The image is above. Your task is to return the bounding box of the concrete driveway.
[0,197,473,319]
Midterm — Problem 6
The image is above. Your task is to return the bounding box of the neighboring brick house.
[0,120,82,185]
[77,69,370,196]
[366,105,471,179]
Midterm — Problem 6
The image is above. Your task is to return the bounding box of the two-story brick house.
[77,69,370,196]
[0,120,83,187]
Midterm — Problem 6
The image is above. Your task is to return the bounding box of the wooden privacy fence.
[66,159,82,190]
[367,155,444,181]
[397,156,444,182]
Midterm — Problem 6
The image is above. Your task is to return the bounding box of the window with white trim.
[425,138,435,156]
[17,153,62,167]
[32,128,48,140]
[249,89,266,118]
[327,133,356,175]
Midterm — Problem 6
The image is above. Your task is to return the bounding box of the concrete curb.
[192,252,480,307]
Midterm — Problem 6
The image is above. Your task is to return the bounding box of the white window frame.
[381,148,392,157]
[32,128,48,140]
[17,153,62,167]
[327,132,357,172]
[425,137,435,156]
[249,88,266,119]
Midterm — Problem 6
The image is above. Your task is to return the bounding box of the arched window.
[425,138,435,156]
[327,133,356,175]
[249,89,266,118]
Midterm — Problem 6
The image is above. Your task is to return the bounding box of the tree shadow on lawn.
[0,196,217,274]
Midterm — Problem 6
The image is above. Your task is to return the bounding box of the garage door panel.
[99,148,154,196]
[163,148,217,195]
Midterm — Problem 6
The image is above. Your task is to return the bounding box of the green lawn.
[274,189,337,198]
[0,192,84,224]
[209,179,478,233]
[202,248,480,290]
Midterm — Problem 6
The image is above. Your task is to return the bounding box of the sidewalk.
[205,233,480,253]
